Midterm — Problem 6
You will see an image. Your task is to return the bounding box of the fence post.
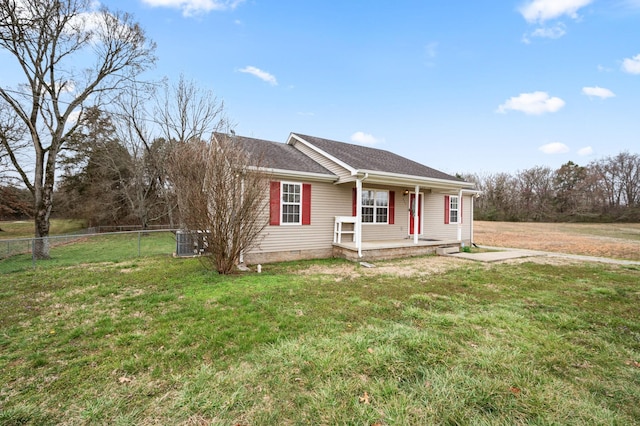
[138,231,141,257]
[32,238,36,269]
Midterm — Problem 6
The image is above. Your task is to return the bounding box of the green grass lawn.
[0,231,177,274]
[0,219,87,240]
[1,251,639,425]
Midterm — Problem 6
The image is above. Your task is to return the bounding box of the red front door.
[409,193,422,235]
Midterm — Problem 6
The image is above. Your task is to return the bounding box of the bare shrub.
[167,134,269,274]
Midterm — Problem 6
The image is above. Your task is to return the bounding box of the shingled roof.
[292,133,464,182]
[217,133,333,176]
[216,132,468,185]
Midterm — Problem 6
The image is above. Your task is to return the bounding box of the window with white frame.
[362,189,388,223]
[449,195,459,224]
[281,182,301,224]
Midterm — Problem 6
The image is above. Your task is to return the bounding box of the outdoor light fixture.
[403,189,410,196]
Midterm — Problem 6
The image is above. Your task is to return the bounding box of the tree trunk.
[33,152,56,259]
[33,193,52,259]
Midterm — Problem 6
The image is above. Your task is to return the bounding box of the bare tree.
[515,166,554,221]
[154,75,226,145]
[615,152,640,208]
[474,172,519,221]
[111,86,165,229]
[0,0,156,258]
[109,75,226,229]
[167,134,269,274]
[591,152,640,213]
[0,102,27,179]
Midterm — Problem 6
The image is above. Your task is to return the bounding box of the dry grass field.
[474,221,640,261]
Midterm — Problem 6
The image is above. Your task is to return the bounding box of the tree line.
[462,152,640,223]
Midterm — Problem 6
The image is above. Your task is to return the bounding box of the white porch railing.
[333,216,357,244]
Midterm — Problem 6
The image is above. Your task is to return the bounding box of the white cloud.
[530,23,567,39]
[539,142,570,154]
[622,54,640,74]
[350,132,382,145]
[522,23,566,43]
[68,7,139,46]
[497,91,565,115]
[519,0,593,23]
[140,0,244,17]
[582,86,615,99]
[238,66,278,86]
[578,146,594,156]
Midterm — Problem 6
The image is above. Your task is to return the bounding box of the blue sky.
[66,1,640,174]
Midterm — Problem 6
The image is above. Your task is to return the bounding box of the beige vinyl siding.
[461,194,473,242]
[423,193,473,242]
[248,179,352,255]
[361,222,407,241]
[291,140,353,181]
[361,185,411,241]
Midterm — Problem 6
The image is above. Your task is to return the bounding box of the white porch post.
[413,184,420,245]
[457,188,463,242]
[356,178,363,257]
[470,192,475,246]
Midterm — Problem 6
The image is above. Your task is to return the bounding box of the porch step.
[436,246,460,256]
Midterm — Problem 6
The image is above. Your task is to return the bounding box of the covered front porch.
[330,169,478,261]
[332,238,462,262]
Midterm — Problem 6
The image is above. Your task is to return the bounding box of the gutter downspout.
[356,173,368,258]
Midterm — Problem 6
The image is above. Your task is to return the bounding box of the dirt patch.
[474,221,640,261]
[299,256,472,278]
[297,253,591,278]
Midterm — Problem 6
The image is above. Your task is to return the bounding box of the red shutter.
[388,191,395,224]
[269,181,280,226]
[302,183,311,225]
[444,195,450,224]
[352,187,357,216]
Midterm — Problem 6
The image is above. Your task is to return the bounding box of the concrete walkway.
[449,246,640,266]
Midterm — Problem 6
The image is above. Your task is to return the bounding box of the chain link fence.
[1,229,179,273]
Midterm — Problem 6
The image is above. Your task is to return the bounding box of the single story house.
[216,132,479,263]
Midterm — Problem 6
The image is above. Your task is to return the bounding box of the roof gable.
[291,133,464,183]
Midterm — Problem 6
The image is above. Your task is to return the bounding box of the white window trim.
[281,181,302,225]
[449,195,459,224]
[362,189,389,225]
